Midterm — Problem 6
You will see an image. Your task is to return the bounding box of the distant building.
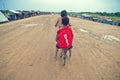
[81,14,93,20]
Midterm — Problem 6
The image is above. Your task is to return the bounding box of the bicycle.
[60,49,67,66]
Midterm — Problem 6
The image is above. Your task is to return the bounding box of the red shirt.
[57,26,73,48]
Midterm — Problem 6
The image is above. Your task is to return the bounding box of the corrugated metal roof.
[9,10,21,14]
[0,11,9,23]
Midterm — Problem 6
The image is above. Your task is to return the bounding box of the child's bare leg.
[69,49,72,57]
[55,48,58,58]
[60,49,63,57]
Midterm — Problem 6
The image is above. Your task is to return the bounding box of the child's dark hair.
[62,16,69,26]
[61,10,67,17]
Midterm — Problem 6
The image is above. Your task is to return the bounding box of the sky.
[0,0,120,12]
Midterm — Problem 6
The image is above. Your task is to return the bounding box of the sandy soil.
[0,14,120,80]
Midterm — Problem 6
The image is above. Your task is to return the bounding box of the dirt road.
[0,15,120,80]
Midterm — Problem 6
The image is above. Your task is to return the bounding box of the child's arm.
[56,34,58,41]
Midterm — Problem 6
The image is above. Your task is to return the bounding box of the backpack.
[57,26,73,48]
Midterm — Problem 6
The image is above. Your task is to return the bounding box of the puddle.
[102,35,120,42]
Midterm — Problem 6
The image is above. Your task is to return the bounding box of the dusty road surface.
[0,15,120,80]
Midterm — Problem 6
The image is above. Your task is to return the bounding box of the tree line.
[95,12,120,17]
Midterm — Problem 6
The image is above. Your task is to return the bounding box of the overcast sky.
[0,0,120,12]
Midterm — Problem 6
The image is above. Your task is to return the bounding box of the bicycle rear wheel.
[62,53,67,65]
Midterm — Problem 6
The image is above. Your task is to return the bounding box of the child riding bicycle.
[55,16,74,58]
